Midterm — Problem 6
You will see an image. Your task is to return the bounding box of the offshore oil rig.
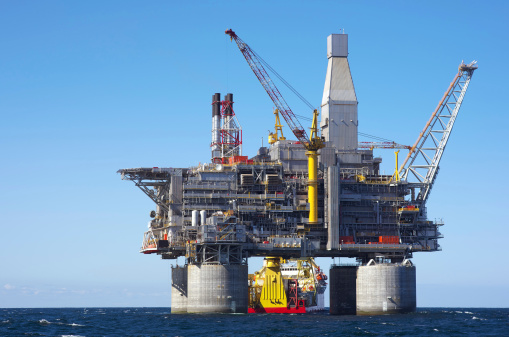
[118,30,477,314]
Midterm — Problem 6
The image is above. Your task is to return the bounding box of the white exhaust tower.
[320,34,358,150]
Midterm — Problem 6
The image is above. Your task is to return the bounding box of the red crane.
[225,29,314,147]
[226,29,323,226]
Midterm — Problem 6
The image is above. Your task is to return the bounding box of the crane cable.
[251,44,401,145]
[251,49,316,112]
[358,132,395,142]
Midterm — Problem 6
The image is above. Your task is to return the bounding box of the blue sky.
[1,0,507,308]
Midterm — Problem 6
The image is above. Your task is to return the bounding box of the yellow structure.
[389,150,400,184]
[394,150,400,182]
[305,109,324,225]
[306,151,318,224]
[258,257,287,309]
[248,257,328,313]
[268,109,286,145]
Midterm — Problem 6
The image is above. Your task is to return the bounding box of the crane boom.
[358,141,411,150]
[400,61,477,207]
[227,29,324,227]
[225,29,310,146]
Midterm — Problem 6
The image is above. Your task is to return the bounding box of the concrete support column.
[329,265,357,315]
[356,262,416,315]
[171,265,188,314]
[329,261,416,315]
[186,264,248,313]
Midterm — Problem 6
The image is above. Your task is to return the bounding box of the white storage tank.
[200,210,207,226]
[191,210,199,227]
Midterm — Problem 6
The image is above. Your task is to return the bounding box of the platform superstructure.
[119,31,476,314]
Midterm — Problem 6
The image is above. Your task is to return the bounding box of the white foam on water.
[69,323,85,327]
[39,319,51,325]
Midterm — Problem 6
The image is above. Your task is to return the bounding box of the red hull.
[248,307,306,314]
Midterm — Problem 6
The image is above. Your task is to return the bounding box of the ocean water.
[0,307,507,336]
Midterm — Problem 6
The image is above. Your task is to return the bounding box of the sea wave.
[0,307,506,337]
[68,323,85,327]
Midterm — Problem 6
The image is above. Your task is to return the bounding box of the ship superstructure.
[248,257,327,313]
[119,31,477,314]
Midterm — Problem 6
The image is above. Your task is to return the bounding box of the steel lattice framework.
[400,61,477,207]
[220,99,243,159]
[118,168,181,212]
